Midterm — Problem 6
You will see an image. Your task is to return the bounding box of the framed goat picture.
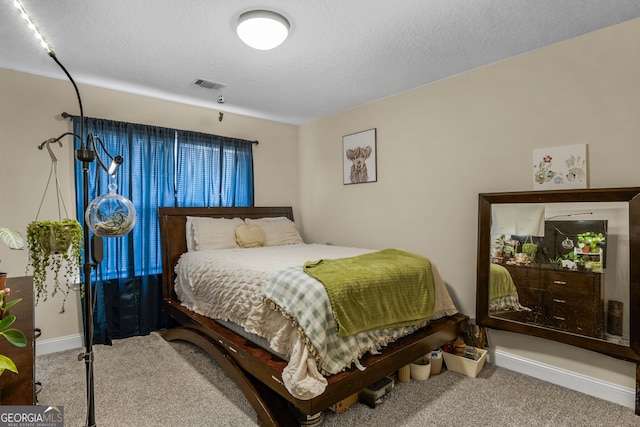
[343,128,377,185]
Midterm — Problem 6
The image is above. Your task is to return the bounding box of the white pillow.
[192,217,244,250]
[185,216,198,251]
[245,217,304,246]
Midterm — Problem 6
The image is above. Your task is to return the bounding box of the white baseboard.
[489,348,635,409]
[36,333,83,356]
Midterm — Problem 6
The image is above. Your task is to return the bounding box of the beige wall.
[0,68,298,341]
[298,18,640,389]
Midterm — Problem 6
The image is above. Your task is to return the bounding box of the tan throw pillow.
[235,223,266,248]
[244,217,304,246]
[192,217,244,250]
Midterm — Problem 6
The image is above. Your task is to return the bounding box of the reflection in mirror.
[488,202,629,346]
[477,188,640,415]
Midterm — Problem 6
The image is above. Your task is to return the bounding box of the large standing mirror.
[476,187,640,413]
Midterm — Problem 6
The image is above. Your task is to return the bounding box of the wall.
[298,18,640,396]
[0,68,299,345]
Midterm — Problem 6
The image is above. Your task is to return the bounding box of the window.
[71,116,254,343]
[73,117,254,280]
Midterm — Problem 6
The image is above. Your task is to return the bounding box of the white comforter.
[175,243,457,399]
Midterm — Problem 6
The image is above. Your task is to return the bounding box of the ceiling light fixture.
[237,10,290,50]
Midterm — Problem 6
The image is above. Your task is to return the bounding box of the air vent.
[193,78,225,90]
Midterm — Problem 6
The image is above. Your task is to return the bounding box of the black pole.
[83,166,95,427]
[51,50,107,427]
[78,154,96,427]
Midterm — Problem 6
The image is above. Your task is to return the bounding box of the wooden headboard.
[157,206,294,300]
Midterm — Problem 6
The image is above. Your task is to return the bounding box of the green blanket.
[489,263,517,301]
[303,248,435,337]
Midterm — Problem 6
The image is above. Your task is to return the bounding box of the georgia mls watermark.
[0,406,64,427]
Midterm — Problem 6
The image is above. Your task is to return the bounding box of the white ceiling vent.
[193,78,225,90]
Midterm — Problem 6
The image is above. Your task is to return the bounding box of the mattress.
[175,243,458,399]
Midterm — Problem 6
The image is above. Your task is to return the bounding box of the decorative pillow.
[235,223,266,248]
[192,217,244,250]
[245,217,304,246]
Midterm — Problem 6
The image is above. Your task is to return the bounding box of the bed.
[159,206,467,426]
[489,263,530,312]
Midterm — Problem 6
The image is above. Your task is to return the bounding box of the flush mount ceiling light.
[237,10,290,50]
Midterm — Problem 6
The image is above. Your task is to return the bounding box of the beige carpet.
[36,332,257,426]
[36,332,638,426]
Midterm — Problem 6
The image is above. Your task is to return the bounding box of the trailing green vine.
[26,219,83,313]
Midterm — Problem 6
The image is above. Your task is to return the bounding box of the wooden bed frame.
[158,206,468,426]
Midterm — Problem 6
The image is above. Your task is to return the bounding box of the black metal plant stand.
[37,51,130,427]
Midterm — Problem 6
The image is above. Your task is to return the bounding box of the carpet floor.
[35,332,638,426]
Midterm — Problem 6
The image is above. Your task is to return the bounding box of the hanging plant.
[522,236,538,261]
[26,219,83,313]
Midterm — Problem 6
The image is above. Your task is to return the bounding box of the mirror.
[476,187,640,364]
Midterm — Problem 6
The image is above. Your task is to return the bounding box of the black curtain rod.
[61,112,259,145]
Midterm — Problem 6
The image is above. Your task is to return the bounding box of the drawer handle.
[552,299,566,304]
[553,280,567,285]
[552,316,566,321]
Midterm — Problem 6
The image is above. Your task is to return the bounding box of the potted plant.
[563,251,585,270]
[492,235,514,262]
[549,256,563,269]
[577,232,605,254]
[0,293,26,376]
[0,227,24,290]
[26,219,83,313]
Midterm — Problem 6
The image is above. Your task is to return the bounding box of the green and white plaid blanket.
[263,266,429,375]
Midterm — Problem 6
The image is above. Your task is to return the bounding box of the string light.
[12,0,54,55]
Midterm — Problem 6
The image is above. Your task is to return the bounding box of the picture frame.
[532,144,588,190]
[343,128,377,185]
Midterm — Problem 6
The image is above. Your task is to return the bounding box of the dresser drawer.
[546,297,599,336]
[542,270,599,297]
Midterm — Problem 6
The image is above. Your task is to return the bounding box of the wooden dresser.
[0,276,35,406]
[503,264,604,338]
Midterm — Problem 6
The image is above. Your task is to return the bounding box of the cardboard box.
[329,393,359,414]
[442,348,487,377]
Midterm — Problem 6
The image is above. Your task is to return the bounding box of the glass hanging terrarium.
[85,183,136,237]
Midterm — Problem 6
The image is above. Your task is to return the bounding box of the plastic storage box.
[442,347,487,377]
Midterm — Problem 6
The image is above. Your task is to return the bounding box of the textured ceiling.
[2,1,640,125]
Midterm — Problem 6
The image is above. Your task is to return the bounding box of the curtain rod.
[61,112,259,145]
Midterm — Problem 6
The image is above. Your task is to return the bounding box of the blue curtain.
[73,118,176,344]
[73,117,254,344]
[176,130,254,207]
